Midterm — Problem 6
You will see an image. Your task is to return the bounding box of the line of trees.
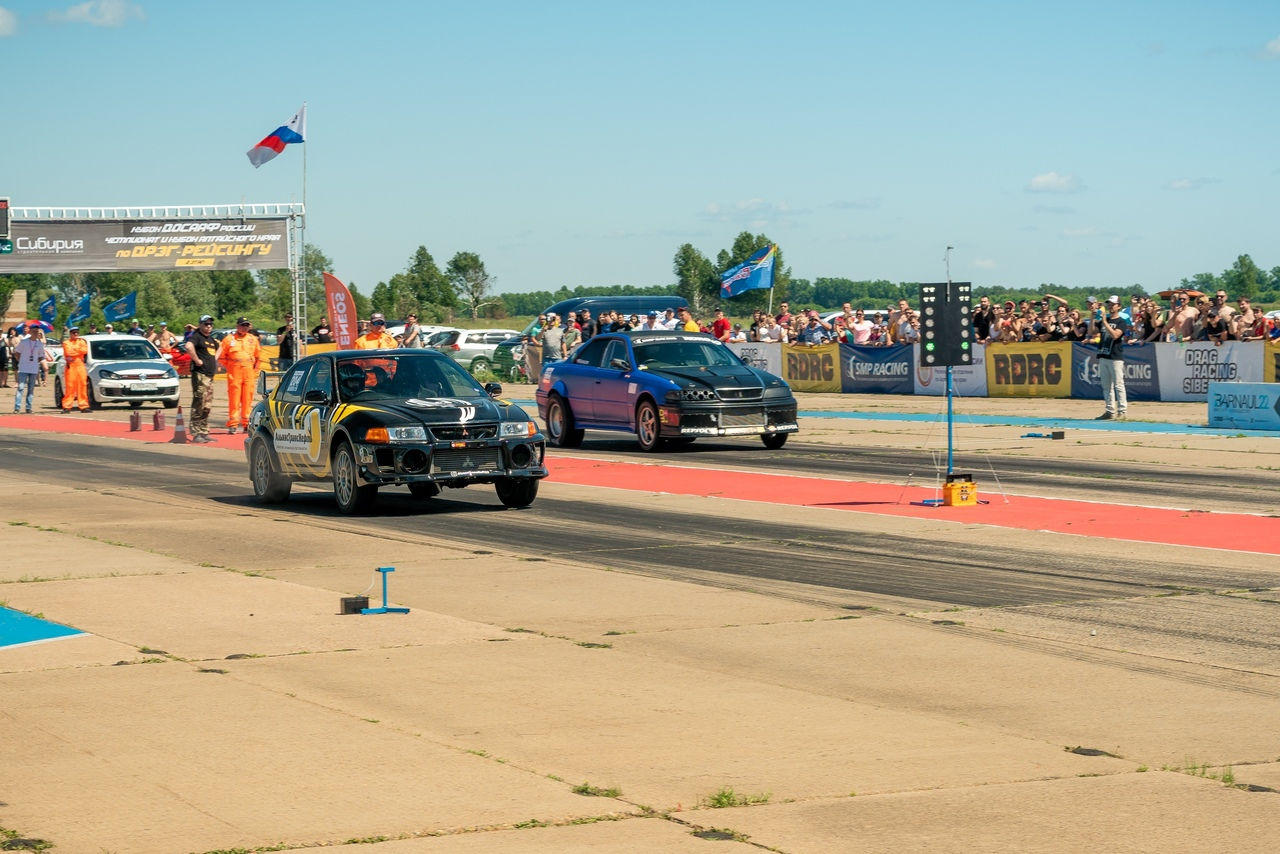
[4,238,1276,333]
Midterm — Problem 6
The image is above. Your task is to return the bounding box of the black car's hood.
[646,364,767,390]
[350,395,524,424]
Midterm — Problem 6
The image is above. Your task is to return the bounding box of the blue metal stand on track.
[361,567,410,614]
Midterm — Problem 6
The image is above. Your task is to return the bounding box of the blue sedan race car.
[535,331,798,451]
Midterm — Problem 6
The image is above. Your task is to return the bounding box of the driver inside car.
[338,362,367,399]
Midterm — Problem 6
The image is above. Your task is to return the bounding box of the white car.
[426,328,520,374]
[54,334,181,409]
[385,323,454,345]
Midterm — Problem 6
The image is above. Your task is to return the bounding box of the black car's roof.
[300,348,455,360]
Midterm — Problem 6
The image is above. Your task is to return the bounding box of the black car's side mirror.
[609,358,631,371]
[484,382,503,397]
[303,389,330,404]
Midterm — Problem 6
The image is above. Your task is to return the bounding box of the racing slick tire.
[249,438,293,504]
[545,393,584,448]
[495,477,538,508]
[762,433,788,449]
[333,441,378,514]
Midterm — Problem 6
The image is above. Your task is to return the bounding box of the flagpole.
[296,101,308,357]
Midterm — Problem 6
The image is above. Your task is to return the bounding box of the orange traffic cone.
[170,406,188,444]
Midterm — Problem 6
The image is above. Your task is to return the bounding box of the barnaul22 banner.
[0,219,290,272]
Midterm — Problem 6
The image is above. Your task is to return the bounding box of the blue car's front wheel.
[635,399,662,452]
[546,394,584,448]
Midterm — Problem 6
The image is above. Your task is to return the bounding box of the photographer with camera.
[1092,296,1130,420]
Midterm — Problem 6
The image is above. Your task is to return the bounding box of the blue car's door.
[591,338,637,426]
[556,337,609,421]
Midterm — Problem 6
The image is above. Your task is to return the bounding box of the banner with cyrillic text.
[0,219,290,273]
[726,341,783,377]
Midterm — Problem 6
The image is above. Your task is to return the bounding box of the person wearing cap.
[1092,296,1130,420]
[539,313,565,362]
[59,326,90,412]
[1201,306,1231,345]
[185,315,219,443]
[655,307,678,331]
[128,319,145,336]
[727,322,749,343]
[152,321,178,351]
[104,323,116,335]
[638,310,662,332]
[216,317,264,433]
[354,313,397,349]
[13,324,54,414]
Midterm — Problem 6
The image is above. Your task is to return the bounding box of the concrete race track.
[1,388,1279,853]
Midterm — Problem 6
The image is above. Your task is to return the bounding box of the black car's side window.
[303,362,334,401]
[574,338,609,367]
[278,364,310,404]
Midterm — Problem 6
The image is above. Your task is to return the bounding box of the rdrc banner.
[913,342,989,396]
[1155,341,1264,402]
[0,219,290,273]
[727,341,782,377]
[1070,342,1161,401]
[781,343,842,392]
[985,342,1072,397]
[841,343,913,394]
[1262,341,1280,384]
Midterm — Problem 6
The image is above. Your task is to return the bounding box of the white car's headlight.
[100,370,122,380]
[500,420,536,438]
[387,425,428,441]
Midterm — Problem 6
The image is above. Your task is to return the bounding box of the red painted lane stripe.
[6,414,1275,554]
[544,456,1280,556]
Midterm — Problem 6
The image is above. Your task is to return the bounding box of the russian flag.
[246,105,307,168]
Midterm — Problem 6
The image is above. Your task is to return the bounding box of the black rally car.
[245,349,547,514]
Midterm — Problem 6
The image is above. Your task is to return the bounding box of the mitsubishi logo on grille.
[461,427,470,438]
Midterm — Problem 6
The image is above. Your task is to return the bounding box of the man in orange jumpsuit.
[60,326,91,412]
[216,317,263,434]
[353,313,397,349]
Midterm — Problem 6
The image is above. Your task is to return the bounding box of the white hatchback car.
[54,334,181,409]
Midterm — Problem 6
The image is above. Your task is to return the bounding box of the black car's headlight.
[666,387,717,403]
[363,425,428,443]
[500,420,536,438]
[762,385,793,401]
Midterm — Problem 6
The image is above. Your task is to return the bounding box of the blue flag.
[103,291,137,323]
[68,293,92,325]
[720,244,776,298]
[39,295,56,324]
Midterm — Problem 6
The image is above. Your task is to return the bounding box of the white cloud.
[1026,171,1084,193]
[830,197,882,211]
[973,258,997,270]
[1061,226,1099,239]
[50,0,144,27]
[0,7,17,36]
[1165,177,1219,191]
[1264,35,1280,58]
[699,198,802,224]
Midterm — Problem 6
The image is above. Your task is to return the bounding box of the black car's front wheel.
[545,393,584,448]
[635,399,662,452]
[250,439,292,503]
[762,433,788,449]
[332,442,377,514]
[495,477,538,508]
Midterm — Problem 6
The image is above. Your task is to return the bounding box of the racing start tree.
[919,281,972,367]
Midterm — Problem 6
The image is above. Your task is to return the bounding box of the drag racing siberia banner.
[1155,341,1264,402]
[0,219,290,272]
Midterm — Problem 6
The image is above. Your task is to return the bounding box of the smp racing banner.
[984,342,1072,397]
[1071,342,1161,401]
[0,219,290,273]
[840,343,914,394]
[781,342,842,392]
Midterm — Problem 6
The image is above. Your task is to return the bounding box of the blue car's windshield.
[336,354,486,402]
[633,339,741,369]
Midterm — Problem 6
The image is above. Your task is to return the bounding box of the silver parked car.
[427,328,520,375]
[54,334,181,409]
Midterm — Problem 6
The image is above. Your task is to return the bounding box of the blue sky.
[2,0,1277,296]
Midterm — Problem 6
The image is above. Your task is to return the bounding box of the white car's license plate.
[131,384,157,392]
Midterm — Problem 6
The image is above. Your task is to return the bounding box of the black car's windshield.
[633,339,741,369]
[90,339,161,360]
[336,354,485,402]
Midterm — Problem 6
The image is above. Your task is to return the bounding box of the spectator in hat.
[216,316,264,433]
[728,322,749,343]
[656,307,679,331]
[185,315,219,443]
[1093,296,1130,420]
[637,310,662,332]
[1200,307,1231,345]
[128,319,145,336]
[152,321,178,351]
[13,325,54,414]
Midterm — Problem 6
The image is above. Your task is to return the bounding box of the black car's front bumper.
[351,438,548,487]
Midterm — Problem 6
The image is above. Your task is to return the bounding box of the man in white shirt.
[14,326,54,413]
[637,311,663,331]
[656,308,679,331]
